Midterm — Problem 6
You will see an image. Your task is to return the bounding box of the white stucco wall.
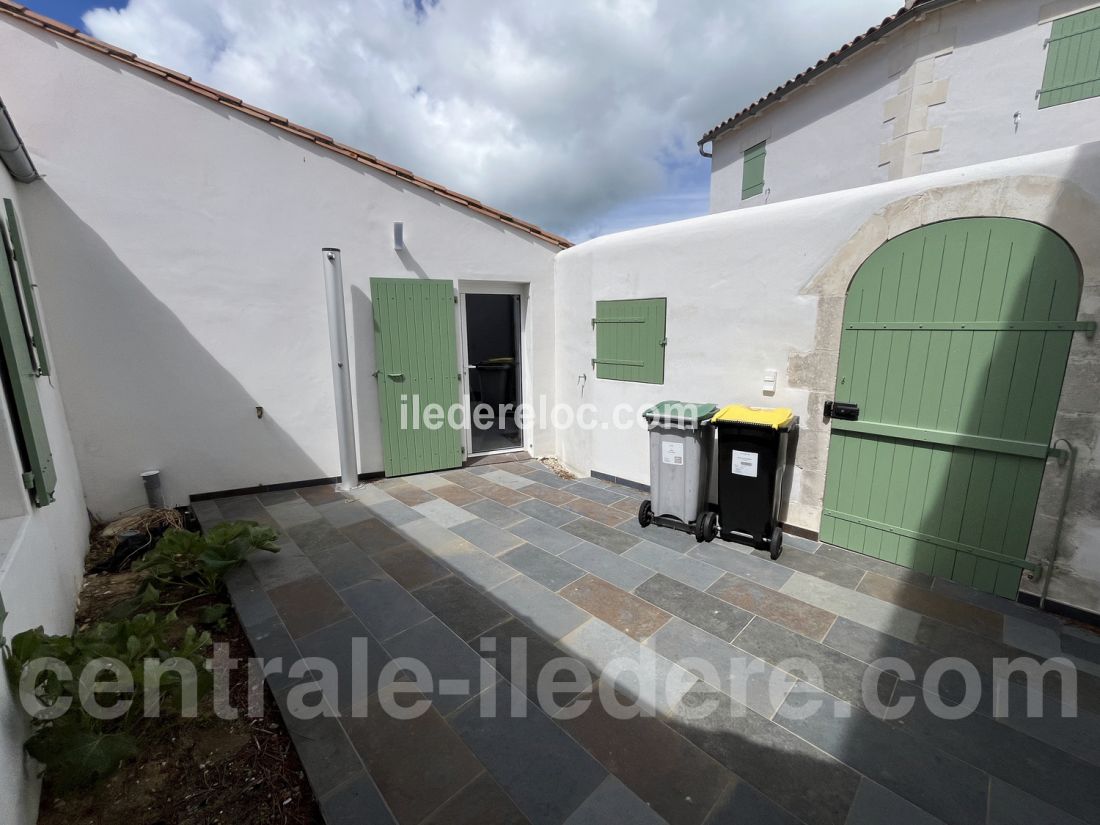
[0,18,560,518]
[710,0,1100,213]
[0,166,90,825]
[556,141,1100,612]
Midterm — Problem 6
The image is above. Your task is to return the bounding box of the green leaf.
[197,603,229,625]
[26,723,138,792]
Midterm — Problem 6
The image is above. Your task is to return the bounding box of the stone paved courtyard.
[193,459,1100,825]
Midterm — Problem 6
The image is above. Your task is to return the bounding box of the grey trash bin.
[638,400,719,543]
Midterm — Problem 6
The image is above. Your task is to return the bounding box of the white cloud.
[83,0,901,238]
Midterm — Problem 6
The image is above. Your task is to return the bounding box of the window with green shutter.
[592,298,666,384]
[2,200,48,376]
[1039,7,1100,108]
[742,140,766,199]
[0,208,55,507]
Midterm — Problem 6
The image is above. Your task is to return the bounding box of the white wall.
[0,166,90,825]
[710,0,1100,212]
[556,141,1100,612]
[0,18,559,518]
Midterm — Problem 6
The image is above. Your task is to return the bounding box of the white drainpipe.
[322,248,360,491]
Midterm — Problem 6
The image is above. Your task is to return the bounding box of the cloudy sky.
[32,0,900,239]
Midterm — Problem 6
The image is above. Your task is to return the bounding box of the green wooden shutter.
[1039,8,1100,108]
[2,200,48,376]
[0,226,55,507]
[593,298,666,384]
[742,140,766,199]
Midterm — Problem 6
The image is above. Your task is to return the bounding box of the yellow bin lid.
[712,404,795,429]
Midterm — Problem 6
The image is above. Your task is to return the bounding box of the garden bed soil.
[36,540,323,825]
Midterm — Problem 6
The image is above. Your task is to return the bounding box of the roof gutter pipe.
[0,97,39,183]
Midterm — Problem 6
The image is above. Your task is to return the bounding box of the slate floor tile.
[558,619,698,716]
[509,518,583,555]
[256,488,302,507]
[316,499,374,528]
[287,518,350,555]
[450,680,608,825]
[524,483,579,506]
[524,469,574,489]
[298,484,350,506]
[986,776,1090,825]
[432,482,484,507]
[887,681,1100,823]
[268,574,352,638]
[414,575,512,642]
[340,576,432,641]
[404,472,451,490]
[780,572,924,640]
[310,541,384,590]
[560,541,653,591]
[560,518,640,555]
[319,772,396,825]
[344,685,484,825]
[815,542,934,588]
[781,532,820,555]
[431,542,520,592]
[479,483,531,506]
[481,468,536,489]
[420,772,528,825]
[366,498,425,528]
[687,543,794,590]
[516,497,579,527]
[843,778,945,825]
[464,497,527,528]
[777,686,988,825]
[476,618,595,711]
[294,615,390,713]
[371,543,451,590]
[563,776,665,825]
[563,482,625,506]
[619,518,699,552]
[735,616,894,711]
[488,575,589,640]
[559,687,728,825]
[706,573,837,641]
[382,480,438,507]
[635,574,753,642]
[561,497,630,527]
[281,711,363,799]
[858,572,1004,639]
[383,617,494,714]
[500,543,585,590]
[776,546,865,589]
[624,540,724,592]
[266,498,323,529]
[561,574,671,641]
[451,518,524,556]
[666,682,860,825]
[248,540,320,591]
[702,779,803,825]
[414,496,479,527]
[248,613,313,696]
[341,518,409,553]
[215,495,269,522]
[646,618,793,719]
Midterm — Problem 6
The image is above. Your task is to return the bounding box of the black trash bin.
[711,404,798,559]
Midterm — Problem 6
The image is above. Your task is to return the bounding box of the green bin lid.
[642,401,718,426]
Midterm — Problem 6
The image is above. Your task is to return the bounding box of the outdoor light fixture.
[393,221,404,251]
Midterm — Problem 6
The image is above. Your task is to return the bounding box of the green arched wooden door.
[820,218,1086,598]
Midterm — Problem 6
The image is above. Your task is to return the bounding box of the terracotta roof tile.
[0,0,570,249]
[700,0,950,146]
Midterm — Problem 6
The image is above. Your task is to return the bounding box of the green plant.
[133,521,279,601]
[4,610,212,791]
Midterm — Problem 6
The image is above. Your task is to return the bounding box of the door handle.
[824,401,859,421]
[386,372,405,380]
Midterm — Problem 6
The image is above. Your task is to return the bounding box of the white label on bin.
[732,450,759,477]
[661,441,684,466]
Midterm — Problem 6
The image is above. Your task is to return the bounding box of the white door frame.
[456,281,532,458]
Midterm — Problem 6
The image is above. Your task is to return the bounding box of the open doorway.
[462,292,523,455]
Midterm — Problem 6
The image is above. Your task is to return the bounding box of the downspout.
[0,97,39,183]
[698,141,712,159]
[1039,439,1077,610]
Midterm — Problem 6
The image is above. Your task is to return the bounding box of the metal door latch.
[824,401,859,421]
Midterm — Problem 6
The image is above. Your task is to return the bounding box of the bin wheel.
[638,499,654,528]
[769,527,783,560]
[695,511,718,543]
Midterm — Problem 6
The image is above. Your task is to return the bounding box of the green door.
[371,278,463,477]
[820,218,1084,598]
